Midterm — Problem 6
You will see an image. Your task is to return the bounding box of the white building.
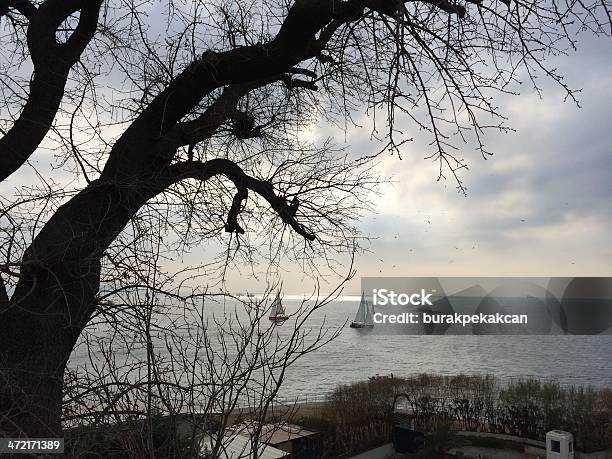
[546,430,574,459]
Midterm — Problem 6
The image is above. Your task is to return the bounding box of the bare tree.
[62,280,346,457]
[0,0,610,444]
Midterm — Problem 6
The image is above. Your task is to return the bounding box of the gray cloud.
[347,35,612,285]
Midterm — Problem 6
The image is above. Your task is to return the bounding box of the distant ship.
[269,291,289,324]
[350,292,374,328]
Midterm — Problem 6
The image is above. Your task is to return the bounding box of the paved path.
[449,446,541,458]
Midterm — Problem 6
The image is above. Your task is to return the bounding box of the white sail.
[270,291,284,318]
[350,292,375,328]
[353,292,367,323]
[365,297,374,326]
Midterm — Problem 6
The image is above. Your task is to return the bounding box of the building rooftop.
[258,423,319,446]
[201,433,289,459]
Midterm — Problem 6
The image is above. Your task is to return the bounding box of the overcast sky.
[1,12,610,297]
[348,35,611,289]
[243,33,612,294]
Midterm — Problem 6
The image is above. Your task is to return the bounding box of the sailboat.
[350,292,374,328]
[269,291,289,324]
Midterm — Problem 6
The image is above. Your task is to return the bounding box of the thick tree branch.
[421,0,468,18]
[27,0,100,62]
[168,71,318,147]
[0,0,102,182]
[61,0,103,62]
[0,0,36,20]
[165,160,316,241]
[226,187,248,235]
[167,80,277,147]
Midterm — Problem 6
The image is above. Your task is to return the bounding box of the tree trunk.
[0,180,157,439]
[0,261,99,439]
[0,352,64,438]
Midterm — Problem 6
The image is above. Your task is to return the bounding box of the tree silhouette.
[0,0,610,443]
